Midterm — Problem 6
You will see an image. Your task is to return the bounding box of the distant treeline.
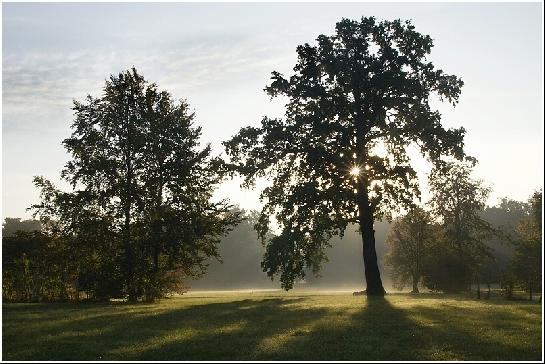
[147,190,545,296]
[3,190,541,301]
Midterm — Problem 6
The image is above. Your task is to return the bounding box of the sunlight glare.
[350,166,361,176]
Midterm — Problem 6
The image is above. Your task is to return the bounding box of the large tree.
[32,68,240,301]
[224,17,466,294]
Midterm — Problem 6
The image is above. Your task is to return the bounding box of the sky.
[2,2,543,219]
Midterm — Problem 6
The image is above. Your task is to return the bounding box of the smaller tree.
[512,189,542,300]
[426,160,495,293]
[32,68,242,302]
[384,207,436,293]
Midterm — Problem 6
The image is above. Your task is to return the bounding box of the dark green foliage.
[423,242,474,293]
[425,161,495,292]
[30,68,240,302]
[224,17,466,293]
[511,189,542,299]
[382,195,538,295]
[384,207,437,292]
[2,231,77,302]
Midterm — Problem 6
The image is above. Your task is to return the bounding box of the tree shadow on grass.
[410,304,542,360]
[116,296,423,361]
[4,297,318,360]
[272,295,541,361]
[3,295,542,361]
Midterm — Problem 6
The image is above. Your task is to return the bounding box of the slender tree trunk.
[153,187,163,274]
[412,274,419,294]
[124,188,138,303]
[529,284,533,301]
[125,209,137,302]
[486,283,490,299]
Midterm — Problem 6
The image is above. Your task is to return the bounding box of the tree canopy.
[31,68,240,301]
[224,17,467,293]
[384,207,437,293]
[425,160,495,292]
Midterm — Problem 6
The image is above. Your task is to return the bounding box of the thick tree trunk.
[353,94,385,296]
[357,191,385,296]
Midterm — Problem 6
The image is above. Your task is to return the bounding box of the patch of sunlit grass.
[3,291,542,361]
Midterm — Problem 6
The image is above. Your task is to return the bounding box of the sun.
[349,166,361,176]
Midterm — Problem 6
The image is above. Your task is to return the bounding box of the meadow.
[2,291,542,361]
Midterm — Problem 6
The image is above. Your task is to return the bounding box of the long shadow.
[274,295,541,361]
[116,296,422,361]
[4,294,542,361]
[4,297,321,360]
[411,303,542,360]
[262,296,423,361]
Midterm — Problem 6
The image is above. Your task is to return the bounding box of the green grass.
[3,291,542,361]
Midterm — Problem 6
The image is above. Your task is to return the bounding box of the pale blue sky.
[2,2,543,219]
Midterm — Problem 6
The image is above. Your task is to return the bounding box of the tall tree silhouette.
[224,17,466,294]
[33,68,240,301]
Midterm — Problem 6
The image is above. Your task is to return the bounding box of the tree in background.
[32,68,240,302]
[2,230,77,302]
[512,189,542,300]
[224,17,466,294]
[1,218,69,302]
[384,207,436,293]
[479,198,529,298]
[426,160,494,293]
[2,218,42,237]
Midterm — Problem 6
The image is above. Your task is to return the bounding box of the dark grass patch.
[2,292,542,360]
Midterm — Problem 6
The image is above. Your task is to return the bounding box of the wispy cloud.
[2,33,291,134]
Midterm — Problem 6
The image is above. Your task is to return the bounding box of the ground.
[2,291,542,361]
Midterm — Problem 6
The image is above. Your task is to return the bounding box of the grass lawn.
[2,291,542,361]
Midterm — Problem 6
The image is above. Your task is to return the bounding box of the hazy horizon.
[2,2,543,219]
